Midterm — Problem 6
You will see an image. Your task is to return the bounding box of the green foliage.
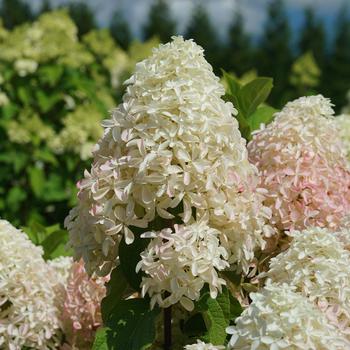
[223,71,276,140]
[66,2,96,37]
[185,4,221,71]
[101,267,128,323]
[119,233,151,291]
[185,286,242,345]
[225,11,253,75]
[257,0,292,106]
[299,7,326,67]
[110,10,132,49]
[290,52,321,95]
[143,0,176,43]
[22,221,72,260]
[0,12,156,227]
[93,299,160,350]
[0,0,33,29]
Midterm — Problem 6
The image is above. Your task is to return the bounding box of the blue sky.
[26,0,349,41]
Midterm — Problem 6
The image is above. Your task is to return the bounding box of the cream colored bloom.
[137,222,229,311]
[0,91,9,106]
[185,340,224,349]
[66,36,273,276]
[261,227,350,336]
[14,58,38,76]
[227,283,349,350]
[248,95,350,232]
[0,220,61,349]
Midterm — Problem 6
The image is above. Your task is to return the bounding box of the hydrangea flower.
[0,220,61,349]
[335,114,350,162]
[226,283,349,350]
[184,340,224,349]
[136,222,229,311]
[261,227,350,336]
[66,36,274,276]
[248,95,350,232]
[57,260,107,349]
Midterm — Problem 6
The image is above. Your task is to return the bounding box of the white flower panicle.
[261,227,350,336]
[0,220,61,350]
[226,283,350,350]
[248,95,350,232]
[184,340,225,349]
[66,36,273,276]
[136,222,229,311]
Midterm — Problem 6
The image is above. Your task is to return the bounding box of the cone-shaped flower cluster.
[65,36,273,279]
[261,227,350,337]
[0,220,61,349]
[136,222,229,311]
[226,283,349,350]
[248,95,350,232]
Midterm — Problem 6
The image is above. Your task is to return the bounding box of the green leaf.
[28,166,45,197]
[92,328,109,350]
[36,90,61,113]
[222,70,241,97]
[101,266,128,323]
[104,298,160,350]
[18,86,31,106]
[240,77,273,118]
[247,105,278,132]
[38,65,64,86]
[41,229,70,260]
[195,286,242,345]
[7,186,27,211]
[119,231,150,291]
[33,149,57,165]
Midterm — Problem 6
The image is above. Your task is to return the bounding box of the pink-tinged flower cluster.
[58,260,107,349]
[248,95,350,232]
[65,36,274,277]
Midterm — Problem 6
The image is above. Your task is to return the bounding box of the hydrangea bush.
[2,24,350,350]
[0,10,157,228]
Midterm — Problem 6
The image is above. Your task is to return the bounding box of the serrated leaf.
[240,77,273,118]
[195,286,243,345]
[104,298,160,350]
[101,266,128,323]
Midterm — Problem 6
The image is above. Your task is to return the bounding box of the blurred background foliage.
[0,0,349,230]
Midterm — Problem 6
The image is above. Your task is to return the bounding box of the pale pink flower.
[248,95,350,231]
[59,260,107,349]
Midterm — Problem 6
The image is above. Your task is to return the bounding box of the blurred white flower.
[226,282,349,350]
[0,91,9,106]
[0,220,61,349]
[66,36,273,276]
[14,58,38,76]
[136,222,229,311]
